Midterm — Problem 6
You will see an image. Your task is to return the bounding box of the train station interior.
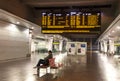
[0,0,120,81]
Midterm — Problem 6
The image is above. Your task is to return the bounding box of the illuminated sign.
[41,12,101,33]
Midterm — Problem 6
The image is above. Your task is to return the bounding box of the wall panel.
[0,20,29,61]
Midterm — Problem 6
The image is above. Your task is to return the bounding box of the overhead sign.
[41,12,101,33]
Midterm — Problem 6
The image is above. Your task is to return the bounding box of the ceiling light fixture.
[117,26,120,29]
[16,22,20,24]
[31,27,34,29]
[112,30,115,33]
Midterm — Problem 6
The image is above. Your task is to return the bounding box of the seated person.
[34,50,53,76]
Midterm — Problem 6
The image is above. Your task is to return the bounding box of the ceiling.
[98,14,120,42]
[22,0,119,40]
[21,0,117,7]
[0,0,119,41]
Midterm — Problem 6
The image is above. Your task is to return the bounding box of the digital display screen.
[41,12,101,33]
[81,44,86,47]
[71,44,75,47]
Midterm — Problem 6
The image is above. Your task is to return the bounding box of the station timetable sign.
[41,12,101,34]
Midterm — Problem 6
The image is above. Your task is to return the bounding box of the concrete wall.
[0,20,29,61]
[0,0,34,23]
[114,0,120,17]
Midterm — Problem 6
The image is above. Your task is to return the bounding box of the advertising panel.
[77,42,87,55]
[66,42,76,55]
[66,42,87,55]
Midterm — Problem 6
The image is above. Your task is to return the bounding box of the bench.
[37,58,62,76]
[49,58,60,73]
[37,65,49,76]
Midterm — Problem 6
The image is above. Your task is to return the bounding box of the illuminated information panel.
[41,12,101,33]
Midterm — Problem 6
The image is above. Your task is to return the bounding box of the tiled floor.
[0,52,120,81]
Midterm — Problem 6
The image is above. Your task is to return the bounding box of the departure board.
[41,12,101,34]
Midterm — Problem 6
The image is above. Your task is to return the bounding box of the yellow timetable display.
[41,12,101,33]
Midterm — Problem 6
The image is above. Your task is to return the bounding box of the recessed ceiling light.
[112,30,115,33]
[16,22,20,24]
[117,26,120,29]
[31,27,34,29]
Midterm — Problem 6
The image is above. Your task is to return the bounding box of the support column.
[48,37,53,51]
[109,39,114,55]
[27,29,32,57]
[90,38,92,54]
[59,40,63,52]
